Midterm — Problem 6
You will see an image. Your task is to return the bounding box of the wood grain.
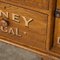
[0,0,49,10]
[0,0,56,55]
[52,0,60,55]
[0,2,48,51]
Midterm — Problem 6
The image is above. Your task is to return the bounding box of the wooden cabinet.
[0,0,60,60]
[0,0,55,52]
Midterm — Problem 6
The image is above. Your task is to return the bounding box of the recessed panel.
[0,2,48,51]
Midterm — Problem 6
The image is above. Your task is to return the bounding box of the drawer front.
[0,2,48,50]
[0,0,55,52]
[52,0,60,54]
[0,0,49,10]
[0,0,55,14]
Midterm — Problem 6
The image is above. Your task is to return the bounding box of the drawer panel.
[0,2,48,51]
[0,0,49,10]
[52,0,60,55]
[0,0,55,15]
[0,0,56,52]
[53,18,60,53]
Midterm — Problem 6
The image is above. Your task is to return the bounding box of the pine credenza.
[0,0,60,60]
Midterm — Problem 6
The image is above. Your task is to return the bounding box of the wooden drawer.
[0,0,56,52]
[51,0,60,55]
[0,0,49,10]
[0,0,55,14]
